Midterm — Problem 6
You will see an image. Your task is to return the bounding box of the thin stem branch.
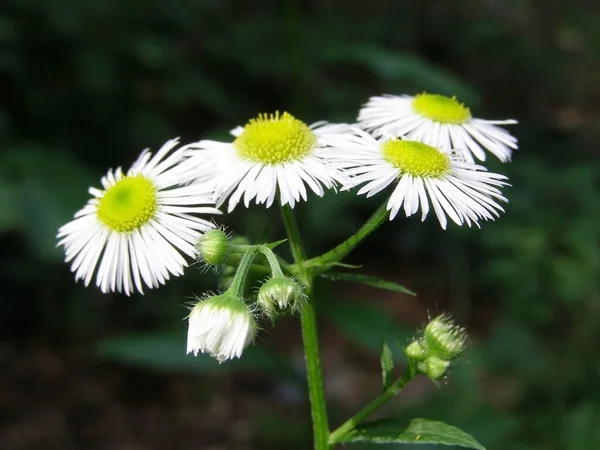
[329,366,416,444]
[306,201,389,269]
[227,247,258,298]
[279,204,330,450]
[257,245,284,277]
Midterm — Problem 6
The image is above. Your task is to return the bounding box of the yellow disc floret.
[412,93,471,124]
[383,139,450,178]
[234,112,316,165]
[97,175,157,232]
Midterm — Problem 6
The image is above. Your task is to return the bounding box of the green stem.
[280,204,307,264]
[257,245,284,277]
[223,252,271,277]
[280,204,330,450]
[227,247,258,298]
[329,366,416,444]
[306,201,389,269]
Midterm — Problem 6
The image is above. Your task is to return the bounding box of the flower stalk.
[280,204,329,450]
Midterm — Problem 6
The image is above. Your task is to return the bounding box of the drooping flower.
[57,138,221,295]
[358,93,518,163]
[321,129,509,229]
[187,293,256,362]
[186,112,352,212]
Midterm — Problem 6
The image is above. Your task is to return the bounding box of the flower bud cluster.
[187,238,306,363]
[405,314,467,381]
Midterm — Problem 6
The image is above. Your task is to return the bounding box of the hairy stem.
[280,204,330,450]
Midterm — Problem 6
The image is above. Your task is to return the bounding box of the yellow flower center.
[383,139,450,177]
[412,93,471,124]
[96,175,157,232]
[233,112,316,165]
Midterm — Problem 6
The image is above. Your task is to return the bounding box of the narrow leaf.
[327,262,363,269]
[320,272,416,296]
[266,239,287,249]
[380,340,394,390]
[335,418,485,449]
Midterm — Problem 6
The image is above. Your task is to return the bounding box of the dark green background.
[2,1,599,449]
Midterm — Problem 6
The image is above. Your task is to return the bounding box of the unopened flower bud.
[187,292,256,362]
[405,340,426,361]
[195,229,229,265]
[416,356,451,381]
[424,314,467,360]
[257,276,305,318]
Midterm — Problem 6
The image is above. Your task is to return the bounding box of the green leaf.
[96,328,297,378]
[320,272,416,296]
[335,418,485,449]
[0,146,96,260]
[380,340,394,390]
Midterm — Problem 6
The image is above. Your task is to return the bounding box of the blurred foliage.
[2,0,600,449]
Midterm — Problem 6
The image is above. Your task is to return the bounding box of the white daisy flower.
[187,293,256,362]
[358,93,518,163]
[186,112,352,212]
[57,138,221,295]
[322,129,509,229]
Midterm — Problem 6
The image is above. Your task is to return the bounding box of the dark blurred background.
[2,1,600,449]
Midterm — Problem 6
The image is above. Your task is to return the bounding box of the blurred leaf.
[322,301,413,359]
[320,272,416,296]
[0,146,96,259]
[323,45,478,104]
[482,320,551,379]
[380,340,394,390]
[334,418,485,449]
[96,328,297,378]
[0,179,19,230]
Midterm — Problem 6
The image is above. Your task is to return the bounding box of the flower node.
[234,111,317,165]
[412,93,471,124]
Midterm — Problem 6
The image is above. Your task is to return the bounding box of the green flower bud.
[195,229,229,265]
[404,340,426,361]
[424,314,467,360]
[257,276,305,318]
[416,356,451,381]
